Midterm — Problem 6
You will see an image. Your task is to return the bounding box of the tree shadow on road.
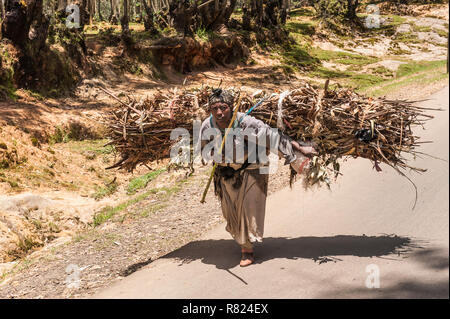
[162,234,418,271]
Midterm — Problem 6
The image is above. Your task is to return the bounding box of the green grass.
[389,15,408,27]
[361,60,448,97]
[140,203,167,218]
[347,73,385,89]
[91,180,118,200]
[371,66,394,77]
[412,25,432,33]
[286,21,316,36]
[195,27,217,42]
[435,28,449,38]
[309,66,385,90]
[127,168,166,195]
[92,177,182,226]
[289,7,316,17]
[365,68,448,97]
[314,59,448,93]
[66,139,114,155]
[396,60,447,78]
[92,190,151,226]
[309,47,379,65]
[148,185,181,197]
[393,32,422,44]
[276,43,320,70]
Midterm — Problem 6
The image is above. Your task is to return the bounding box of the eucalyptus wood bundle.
[249,83,436,194]
[105,87,210,172]
[105,83,436,199]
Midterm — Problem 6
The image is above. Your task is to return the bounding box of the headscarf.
[208,88,235,107]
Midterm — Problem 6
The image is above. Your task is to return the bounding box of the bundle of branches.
[249,82,436,202]
[104,87,210,172]
[105,83,436,204]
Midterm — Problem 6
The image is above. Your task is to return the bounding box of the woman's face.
[210,102,232,129]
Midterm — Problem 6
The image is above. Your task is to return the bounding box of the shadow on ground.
[120,235,448,298]
[161,234,417,270]
[122,234,416,276]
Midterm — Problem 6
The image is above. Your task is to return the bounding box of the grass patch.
[390,15,407,25]
[148,185,181,197]
[394,32,421,44]
[309,47,379,65]
[308,65,385,90]
[361,61,448,97]
[91,180,118,200]
[435,28,449,38]
[94,176,189,225]
[277,43,320,70]
[48,123,100,145]
[412,25,432,33]
[195,27,217,42]
[289,7,316,17]
[396,60,447,78]
[127,168,166,195]
[286,21,316,36]
[91,188,161,226]
[65,139,114,154]
[367,69,448,97]
[0,174,21,188]
[371,66,394,78]
[347,73,385,89]
[140,203,167,218]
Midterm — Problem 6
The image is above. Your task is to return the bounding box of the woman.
[199,88,316,267]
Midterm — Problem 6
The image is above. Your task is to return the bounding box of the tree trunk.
[89,0,95,24]
[110,0,120,24]
[1,0,6,20]
[57,0,67,12]
[242,0,252,30]
[142,0,158,34]
[242,0,287,30]
[346,0,359,19]
[120,0,133,46]
[97,0,103,20]
[280,0,287,24]
[1,0,49,52]
[168,0,194,36]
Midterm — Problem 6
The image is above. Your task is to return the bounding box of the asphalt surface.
[93,86,449,299]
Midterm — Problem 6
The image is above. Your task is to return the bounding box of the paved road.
[93,87,449,299]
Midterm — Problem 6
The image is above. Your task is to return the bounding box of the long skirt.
[214,168,269,249]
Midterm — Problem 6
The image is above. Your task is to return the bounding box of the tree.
[1,0,49,53]
[242,0,288,31]
[142,0,158,34]
[346,0,359,19]
[57,0,68,12]
[97,0,103,21]
[109,0,120,24]
[121,0,134,45]
[1,0,5,20]
[121,0,130,34]
[314,0,360,22]
[161,0,239,35]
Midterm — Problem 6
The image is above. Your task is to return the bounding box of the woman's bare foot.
[240,248,254,267]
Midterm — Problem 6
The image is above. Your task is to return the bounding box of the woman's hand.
[291,140,318,157]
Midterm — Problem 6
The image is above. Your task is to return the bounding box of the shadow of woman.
[161,234,416,270]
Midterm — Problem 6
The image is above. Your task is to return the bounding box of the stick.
[97,86,141,114]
